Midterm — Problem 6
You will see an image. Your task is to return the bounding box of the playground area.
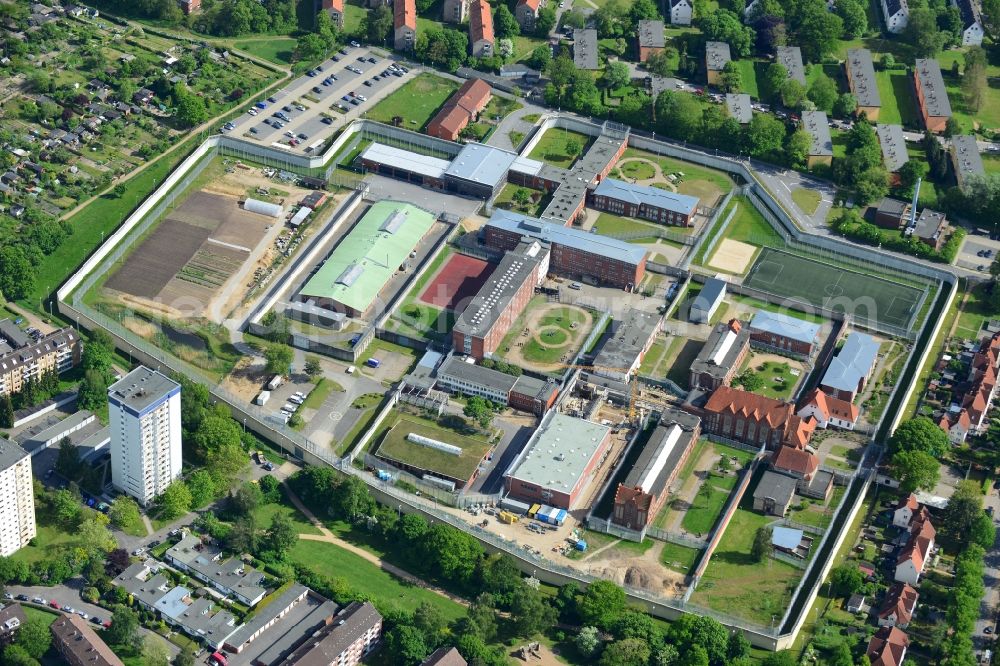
[497,296,596,373]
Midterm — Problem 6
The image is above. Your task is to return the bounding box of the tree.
[746,113,787,156]
[304,356,323,379]
[807,72,837,112]
[0,646,39,666]
[943,116,961,138]
[940,480,986,548]
[645,50,673,77]
[962,46,988,113]
[206,441,249,487]
[889,416,949,457]
[55,438,80,479]
[535,5,557,35]
[173,86,208,128]
[701,10,755,56]
[655,91,703,141]
[230,481,264,518]
[889,449,940,493]
[295,33,326,63]
[565,138,582,157]
[106,605,141,650]
[734,370,764,392]
[527,45,551,71]
[577,580,626,630]
[264,344,293,375]
[906,7,947,56]
[141,635,171,666]
[509,585,557,637]
[853,167,889,206]
[331,475,375,520]
[765,63,789,96]
[186,469,217,507]
[173,651,196,666]
[720,61,743,93]
[789,2,843,61]
[13,620,50,659]
[495,5,520,39]
[52,488,81,527]
[412,601,447,649]
[0,247,35,301]
[108,496,142,531]
[363,5,393,44]
[970,511,996,550]
[985,0,1000,38]
[264,513,298,558]
[0,395,13,429]
[833,92,857,118]
[836,0,867,38]
[604,61,631,90]
[786,129,813,169]
[751,526,771,562]
[829,563,864,597]
[384,624,427,666]
[155,481,192,520]
[600,638,651,666]
[463,395,497,429]
[575,626,601,657]
[779,79,806,109]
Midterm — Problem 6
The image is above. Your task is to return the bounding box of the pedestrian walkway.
[282,483,471,608]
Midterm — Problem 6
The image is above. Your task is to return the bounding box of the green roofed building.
[298,201,436,317]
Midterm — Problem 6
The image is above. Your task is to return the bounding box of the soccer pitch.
[743,248,924,330]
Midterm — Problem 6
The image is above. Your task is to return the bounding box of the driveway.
[485,101,548,152]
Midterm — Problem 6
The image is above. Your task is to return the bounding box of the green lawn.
[391,303,456,341]
[722,198,784,247]
[691,497,802,625]
[874,70,919,127]
[660,542,703,575]
[23,606,59,627]
[288,539,467,620]
[364,73,459,131]
[638,337,668,377]
[253,496,322,535]
[234,37,297,65]
[493,183,550,218]
[336,407,376,456]
[301,377,344,411]
[729,294,828,324]
[342,1,367,34]
[12,523,77,564]
[732,59,760,99]
[681,478,732,535]
[790,188,821,215]
[623,148,734,205]
[617,159,656,180]
[527,128,594,167]
[665,337,703,388]
[592,212,666,241]
[740,356,799,400]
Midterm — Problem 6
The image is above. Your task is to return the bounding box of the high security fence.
[57,112,961,651]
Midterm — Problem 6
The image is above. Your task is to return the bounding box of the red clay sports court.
[419,254,494,311]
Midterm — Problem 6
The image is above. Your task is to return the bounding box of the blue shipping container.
[366,358,380,368]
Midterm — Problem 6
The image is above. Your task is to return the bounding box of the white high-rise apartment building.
[109,366,182,506]
[0,438,35,556]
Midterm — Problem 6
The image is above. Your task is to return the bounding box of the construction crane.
[550,363,641,422]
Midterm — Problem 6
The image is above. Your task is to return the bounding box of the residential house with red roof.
[427,78,493,141]
[320,0,344,27]
[894,511,935,585]
[394,0,416,51]
[867,626,909,666]
[469,0,495,57]
[796,388,860,430]
[877,582,919,629]
[515,0,543,32]
[699,386,817,450]
[892,493,920,528]
[939,408,972,444]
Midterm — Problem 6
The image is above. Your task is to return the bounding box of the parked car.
[49,601,60,609]
[15,595,27,602]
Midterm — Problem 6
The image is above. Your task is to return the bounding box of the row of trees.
[286,466,803,665]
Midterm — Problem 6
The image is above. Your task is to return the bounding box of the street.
[976,489,1000,656]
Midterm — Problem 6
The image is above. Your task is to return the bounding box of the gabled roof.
[750,310,821,345]
[896,493,919,513]
[638,20,665,48]
[469,0,494,44]
[954,0,982,29]
[878,582,918,625]
[800,388,860,424]
[821,332,879,394]
[704,386,816,448]
[802,111,833,157]
[771,445,818,477]
[914,59,952,118]
[395,0,416,30]
[867,626,910,666]
[876,124,909,172]
[776,46,806,85]
[705,41,731,72]
[517,0,541,11]
[487,209,648,266]
[846,48,881,108]
[884,0,907,17]
[725,93,753,124]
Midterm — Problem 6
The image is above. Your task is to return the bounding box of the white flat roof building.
[109,366,182,507]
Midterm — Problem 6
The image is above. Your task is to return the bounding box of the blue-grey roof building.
[690,277,727,324]
[444,142,519,199]
[749,310,822,356]
[589,178,700,227]
[820,331,879,400]
[483,209,648,290]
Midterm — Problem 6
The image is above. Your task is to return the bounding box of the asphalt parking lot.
[225,45,414,154]
[956,233,1000,273]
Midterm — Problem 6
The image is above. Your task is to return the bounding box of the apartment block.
[109,366,182,507]
[0,438,36,557]
[0,322,80,397]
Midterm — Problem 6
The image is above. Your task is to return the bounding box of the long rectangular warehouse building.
[483,209,647,290]
[298,201,436,317]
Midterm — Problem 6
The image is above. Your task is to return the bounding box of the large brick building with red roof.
[427,78,493,141]
[699,386,816,450]
[877,582,919,629]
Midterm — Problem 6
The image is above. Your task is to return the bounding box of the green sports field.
[743,248,923,330]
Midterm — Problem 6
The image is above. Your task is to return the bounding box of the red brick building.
[913,58,952,134]
[588,178,699,227]
[612,408,700,530]
[452,250,541,359]
[427,78,493,141]
[700,386,816,450]
[749,310,821,358]
[484,210,647,290]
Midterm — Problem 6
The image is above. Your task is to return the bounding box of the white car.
[248,108,258,116]
[133,547,145,556]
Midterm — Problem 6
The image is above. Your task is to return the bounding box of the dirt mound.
[624,566,650,588]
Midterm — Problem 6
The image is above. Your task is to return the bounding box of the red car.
[48,601,60,610]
